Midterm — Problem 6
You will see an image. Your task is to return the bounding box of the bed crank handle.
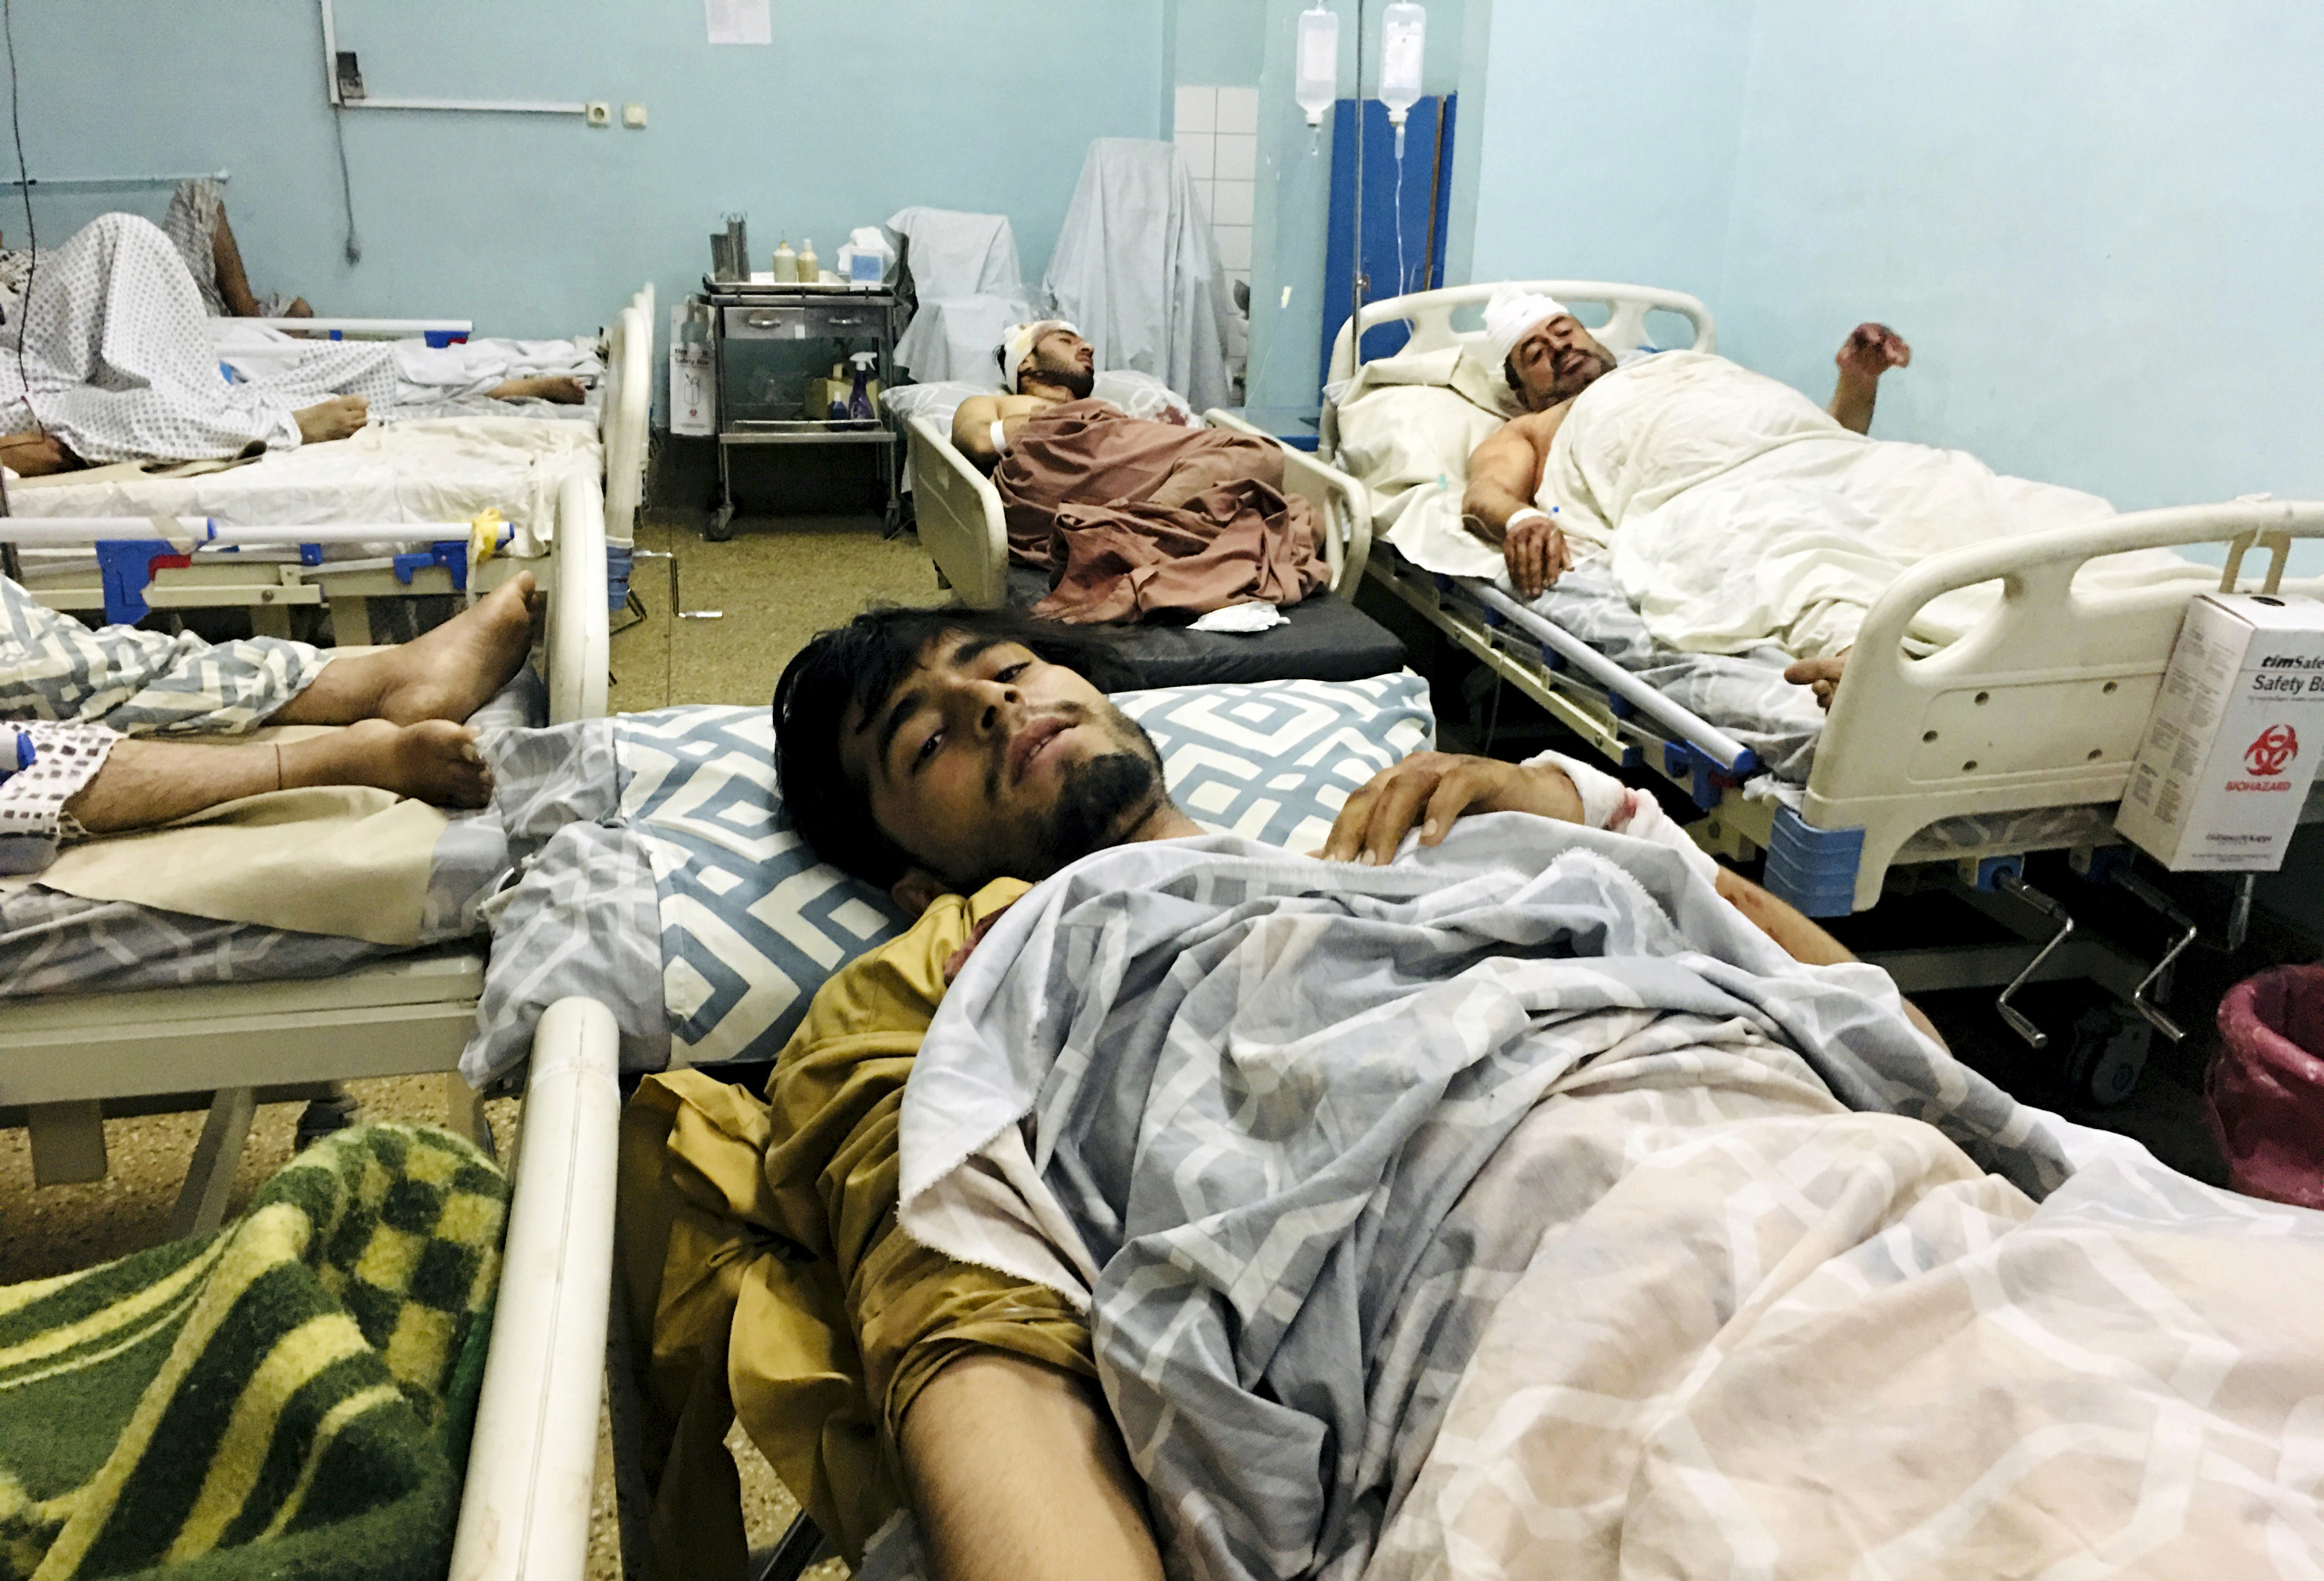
[1993,871,2074,1050]
[2105,867,2199,1044]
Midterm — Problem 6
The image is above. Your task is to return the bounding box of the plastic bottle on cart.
[796,238,819,284]
[847,350,877,421]
[1379,1,1427,157]
[771,238,797,282]
[1295,4,1340,143]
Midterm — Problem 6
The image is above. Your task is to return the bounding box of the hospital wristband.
[989,419,1009,456]
[1504,507,1552,533]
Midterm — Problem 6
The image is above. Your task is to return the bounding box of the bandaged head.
[1478,286,1569,371]
[1000,319,1082,387]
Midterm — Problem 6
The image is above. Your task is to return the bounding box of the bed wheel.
[705,504,737,542]
[2065,1003,2151,1108]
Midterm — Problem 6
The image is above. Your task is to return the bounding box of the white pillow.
[882,369,1197,439]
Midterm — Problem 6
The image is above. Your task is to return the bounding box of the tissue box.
[2115,591,2324,871]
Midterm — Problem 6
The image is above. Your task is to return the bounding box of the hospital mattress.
[1001,567,1406,688]
[0,674,544,1000]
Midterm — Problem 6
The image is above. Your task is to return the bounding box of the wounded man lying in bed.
[622,603,2324,1581]
[0,210,585,477]
[944,320,1327,624]
[1459,287,2205,707]
[0,571,537,874]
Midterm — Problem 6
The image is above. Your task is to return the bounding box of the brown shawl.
[991,398,1328,624]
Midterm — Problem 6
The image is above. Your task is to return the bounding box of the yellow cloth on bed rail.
[1,756,447,945]
[618,877,1093,1578]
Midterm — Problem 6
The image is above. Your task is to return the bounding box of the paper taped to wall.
[705,0,769,46]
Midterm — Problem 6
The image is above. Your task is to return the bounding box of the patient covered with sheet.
[949,322,1327,624]
[621,605,2324,1581]
[1450,290,2208,704]
[1,207,588,475]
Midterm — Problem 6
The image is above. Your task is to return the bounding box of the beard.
[1038,746,1163,873]
[1027,363,1096,401]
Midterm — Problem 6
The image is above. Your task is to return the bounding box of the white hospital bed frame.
[17,286,655,637]
[0,450,609,1211]
[903,409,1370,608]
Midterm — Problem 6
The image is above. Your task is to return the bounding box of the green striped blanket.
[0,1125,507,1581]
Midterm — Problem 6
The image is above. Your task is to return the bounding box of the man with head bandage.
[948,321,1099,468]
[1461,282,1912,613]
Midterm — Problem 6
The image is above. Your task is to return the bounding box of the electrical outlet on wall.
[622,103,647,128]
[584,101,611,127]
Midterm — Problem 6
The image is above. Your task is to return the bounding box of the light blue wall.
[0,0,1166,341]
[1469,0,2324,557]
[1174,0,1269,89]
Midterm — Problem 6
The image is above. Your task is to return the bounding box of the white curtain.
[1041,139,1232,413]
[887,207,1036,383]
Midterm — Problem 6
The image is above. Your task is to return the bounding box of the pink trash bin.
[2208,964,2324,1209]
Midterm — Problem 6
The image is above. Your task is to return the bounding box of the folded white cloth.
[1188,600,1285,635]
[1479,284,1567,369]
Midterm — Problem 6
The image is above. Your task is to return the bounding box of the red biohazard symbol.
[2245,723,2299,778]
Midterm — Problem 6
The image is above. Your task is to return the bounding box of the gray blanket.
[899,814,2072,1581]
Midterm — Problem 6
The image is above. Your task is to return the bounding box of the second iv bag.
[1380,1,1427,156]
[1296,5,1339,131]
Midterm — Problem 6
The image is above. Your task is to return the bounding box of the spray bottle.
[846,350,878,422]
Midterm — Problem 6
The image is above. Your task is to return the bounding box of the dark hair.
[772,604,1138,888]
[994,342,1022,393]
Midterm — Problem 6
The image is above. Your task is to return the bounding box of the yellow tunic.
[617,878,1092,1574]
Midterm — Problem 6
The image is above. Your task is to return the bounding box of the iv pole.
[1349,0,1367,373]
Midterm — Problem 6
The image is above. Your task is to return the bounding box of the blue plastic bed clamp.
[1617,744,1643,771]
[327,329,343,341]
[92,539,183,627]
[2072,843,2135,885]
[422,330,457,348]
[392,540,470,593]
[1432,573,1456,595]
[1604,689,1636,720]
[1534,644,1567,673]
[299,543,325,567]
[1763,805,1866,918]
[606,544,634,611]
[1661,740,1752,810]
[1967,854,2024,893]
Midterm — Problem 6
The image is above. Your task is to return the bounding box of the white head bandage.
[1000,319,1080,388]
[1478,285,1569,370]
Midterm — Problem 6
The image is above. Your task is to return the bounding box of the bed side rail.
[546,469,610,723]
[1807,500,2324,910]
[449,997,621,1581]
[1202,408,1366,594]
[906,415,1010,609]
[1326,280,1716,386]
[599,286,655,550]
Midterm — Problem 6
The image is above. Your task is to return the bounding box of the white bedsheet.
[209,322,600,399]
[1547,351,2212,658]
[7,417,599,552]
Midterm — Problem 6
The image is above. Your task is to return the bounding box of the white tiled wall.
[1175,84,1259,390]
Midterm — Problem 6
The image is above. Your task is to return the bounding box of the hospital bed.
[1211,280,2324,1073]
[903,409,1407,687]
[0,460,610,1221]
[9,285,655,636]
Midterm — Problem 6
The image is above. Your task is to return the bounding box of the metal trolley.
[702,278,902,540]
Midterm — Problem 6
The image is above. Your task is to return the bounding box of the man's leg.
[270,572,540,727]
[898,1353,1164,1581]
[63,719,493,827]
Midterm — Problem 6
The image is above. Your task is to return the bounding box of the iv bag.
[1296,5,1339,127]
[1380,1,1426,154]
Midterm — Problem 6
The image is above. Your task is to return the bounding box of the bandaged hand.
[1835,322,1911,384]
[1315,751,1583,865]
[1504,510,1572,599]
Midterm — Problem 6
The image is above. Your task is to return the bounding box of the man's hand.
[1782,648,1850,711]
[1505,513,1572,599]
[1835,322,1911,384]
[1829,323,1910,435]
[1318,752,1584,865]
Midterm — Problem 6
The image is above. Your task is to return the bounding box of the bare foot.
[0,429,82,476]
[285,718,493,808]
[276,572,543,728]
[488,375,587,405]
[1782,650,1850,712]
[285,297,314,318]
[296,395,369,444]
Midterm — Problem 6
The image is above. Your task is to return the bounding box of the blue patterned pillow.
[613,670,1430,1067]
